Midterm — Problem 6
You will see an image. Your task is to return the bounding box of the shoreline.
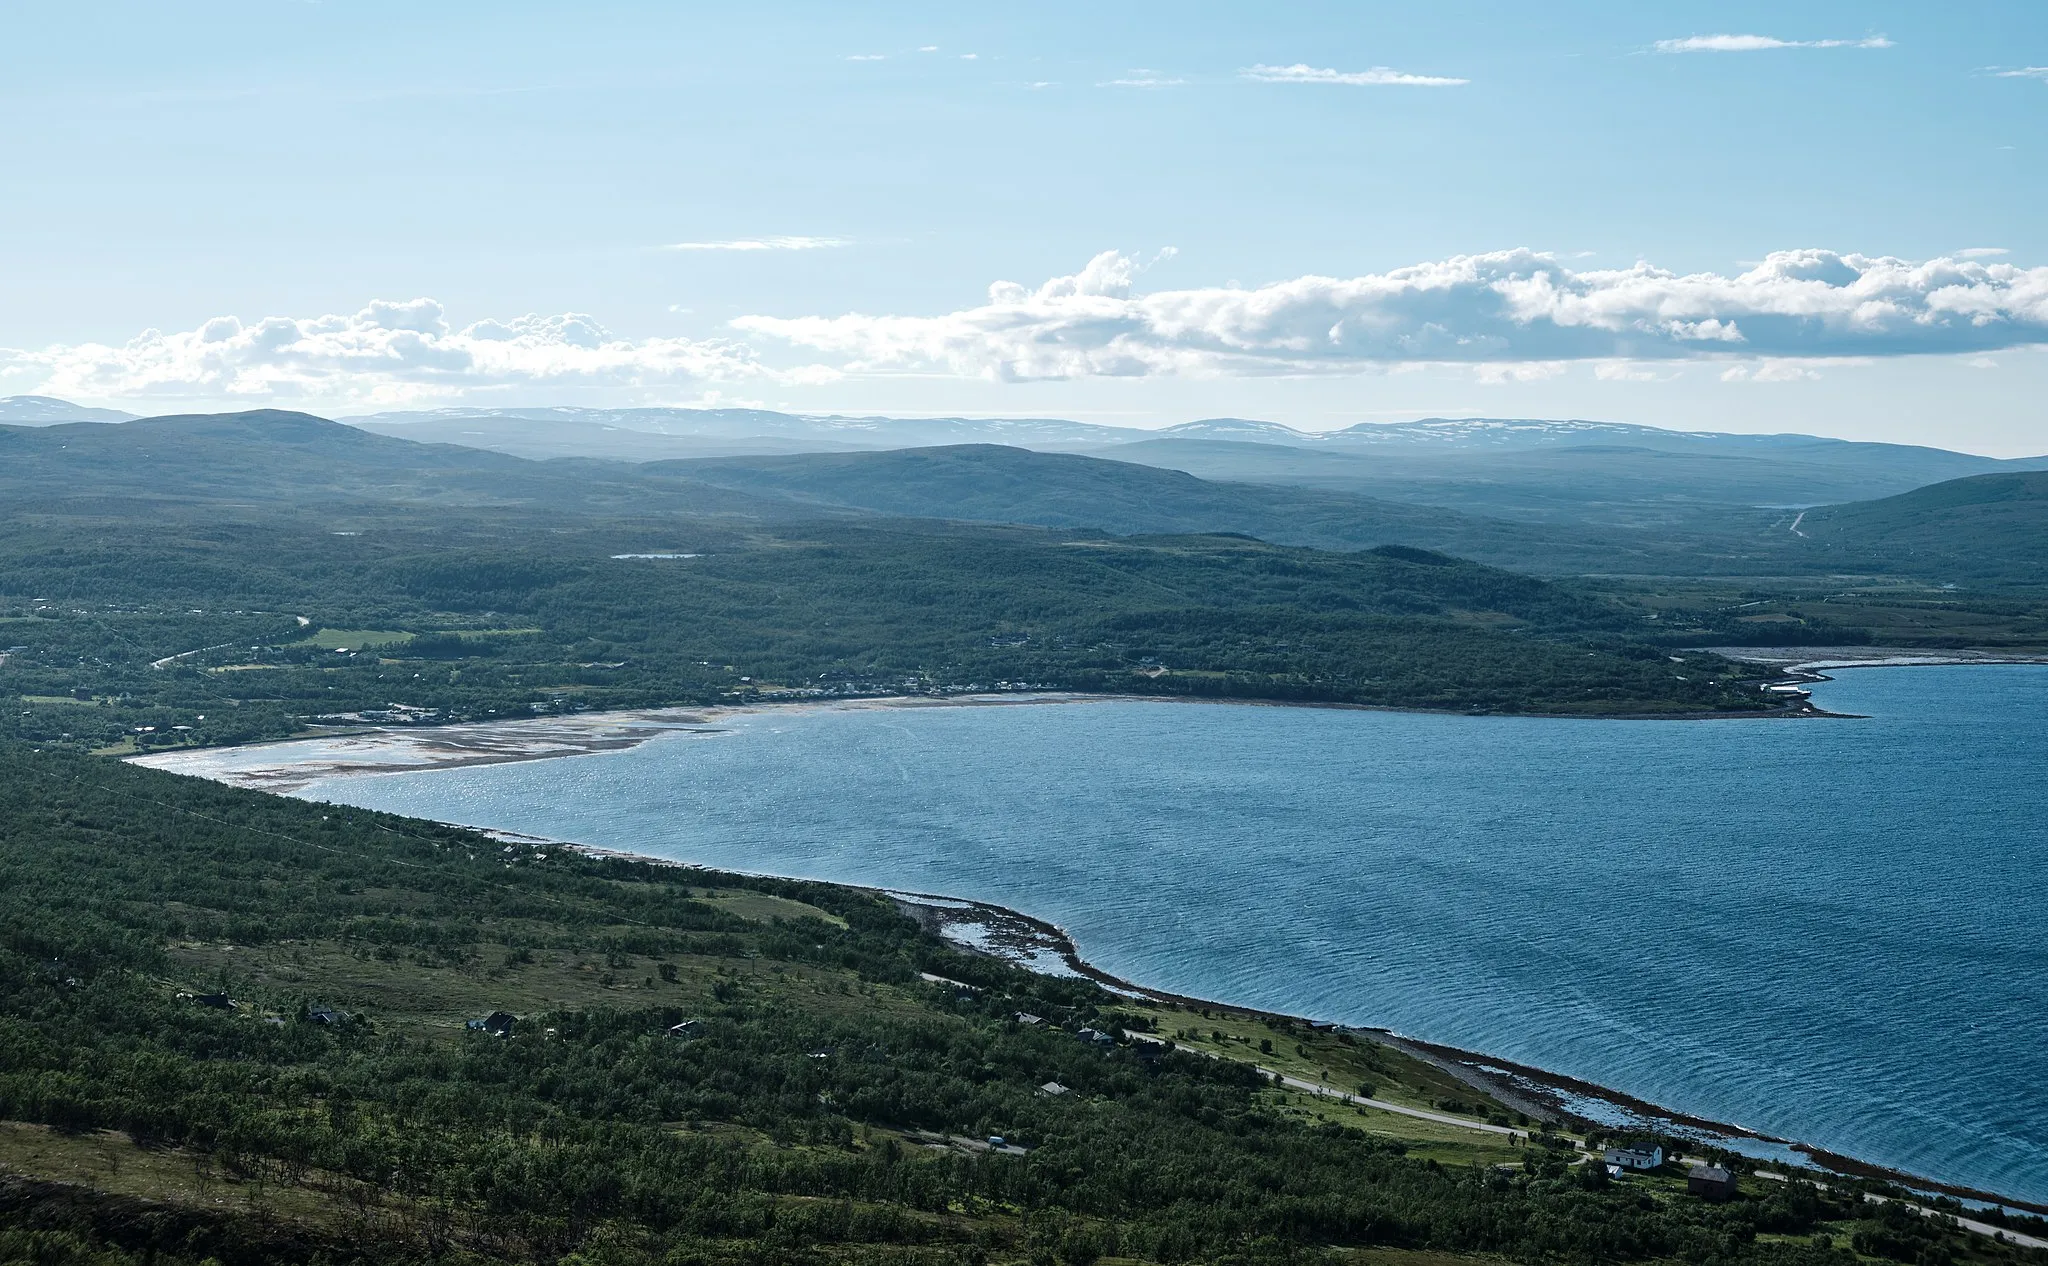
[531,832,2048,1220]
[129,684,1829,791]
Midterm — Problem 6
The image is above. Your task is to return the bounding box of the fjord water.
[300,666,2048,1204]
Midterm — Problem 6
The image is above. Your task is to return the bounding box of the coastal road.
[1130,1032,1533,1141]
[1264,1068,1532,1140]
[1753,1171,2047,1251]
[149,640,240,670]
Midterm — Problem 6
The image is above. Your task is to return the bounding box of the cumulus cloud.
[732,247,2048,381]
[1242,63,1469,87]
[665,235,849,252]
[2,298,801,406]
[1655,34,1893,52]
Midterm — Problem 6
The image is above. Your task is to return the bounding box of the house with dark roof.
[1688,1165,1739,1201]
[467,1011,516,1036]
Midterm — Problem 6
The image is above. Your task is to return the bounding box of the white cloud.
[1242,62,1469,87]
[1721,359,1830,383]
[1655,34,1893,52]
[1958,247,2010,258]
[845,54,886,62]
[1593,361,1673,382]
[664,235,849,252]
[1,299,809,406]
[732,247,2048,381]
[1993,66,2048,80]
[1473,361,1567,384]
[959,53,978,60]
[1102,76,1185,88]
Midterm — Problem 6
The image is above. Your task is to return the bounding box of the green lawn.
[291,627,414,650]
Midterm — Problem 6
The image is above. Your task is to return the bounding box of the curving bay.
[289,665,2048,1205]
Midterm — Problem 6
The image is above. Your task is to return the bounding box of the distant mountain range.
[226,402,2048,527]
[331,408,2048,520]
[8,398,2047,562]
[335,403,2040,461]
[3,407,2044,585]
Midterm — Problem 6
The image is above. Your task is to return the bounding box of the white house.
[1604,1144,1664,1172]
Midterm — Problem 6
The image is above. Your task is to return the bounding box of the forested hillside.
[2,747,2026,1266]
[1790,471,2048,587]
[655,445,1599,565]
[0,508,1774,754]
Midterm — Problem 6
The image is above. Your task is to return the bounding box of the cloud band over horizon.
[5,248,2045,404]
[733,248,2048,381]
[0,298,813,407]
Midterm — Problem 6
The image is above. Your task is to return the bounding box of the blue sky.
[2,2,2045,452]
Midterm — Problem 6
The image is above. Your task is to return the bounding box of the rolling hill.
[0,411,1635,573]
[1093,436,2031,528]
[0,394,135,424]
[343,404,2047,531]
[0,410,788,519]
[651,443,1650,572]
[6,407,2039,587]
[1792,470,2048,585]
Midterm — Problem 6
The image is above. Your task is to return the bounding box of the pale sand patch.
[128,693,1095,792]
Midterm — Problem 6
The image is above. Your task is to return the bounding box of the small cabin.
[1014,1012,1044,1026]
[1076,1027,1115,1047]
[666,1019,704,1039]
[1688,1165,1739,1201]
[194,992,233,1010]
[307,1005,349,1027]
[1038,1081,1070,1097]
[1604,1144,1664,1172]
[466,1011,516,1037]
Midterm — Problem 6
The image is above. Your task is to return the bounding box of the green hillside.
[654,445,1651,572]
[0,509,1775,754]
[0,412,788,518]
[1791,471,2048,585]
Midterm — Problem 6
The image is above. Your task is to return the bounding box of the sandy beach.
[131,670,1854,794]
[128,692,1099,792]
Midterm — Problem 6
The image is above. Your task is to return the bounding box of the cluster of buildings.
[1603,1144,1739,1200]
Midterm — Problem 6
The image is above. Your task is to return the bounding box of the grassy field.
[293,628,416,650]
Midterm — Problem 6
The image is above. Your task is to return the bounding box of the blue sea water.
[297,666,2048,1204]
